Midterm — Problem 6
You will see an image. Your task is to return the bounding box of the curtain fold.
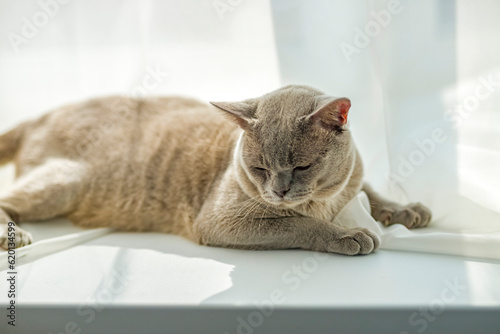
[338,192,500,260]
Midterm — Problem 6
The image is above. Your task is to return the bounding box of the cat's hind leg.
[0,159,88,249]
[362,183,432,229]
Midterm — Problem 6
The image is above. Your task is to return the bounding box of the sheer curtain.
[0,0,499,259]
[0,0,280,131]
[271,0,500,257]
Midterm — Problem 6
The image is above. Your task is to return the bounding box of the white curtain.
[271,0,500,257]
[0,0,281,131]
[0,0,499,259]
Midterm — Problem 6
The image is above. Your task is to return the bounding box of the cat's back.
[18,95,239,234]
[18,95,231,166]
[79,96,238,232]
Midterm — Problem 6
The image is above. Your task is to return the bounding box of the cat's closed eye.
[294,164,311,172]
[253,167,268,172]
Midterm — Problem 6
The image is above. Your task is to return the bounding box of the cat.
[0,85,431,255]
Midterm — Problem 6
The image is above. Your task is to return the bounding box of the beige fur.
[0,85,431,255]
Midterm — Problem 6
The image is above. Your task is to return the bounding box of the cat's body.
[0,85,431,254]
[11,96,239,238]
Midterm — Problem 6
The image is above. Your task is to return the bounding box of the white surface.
[1,219,500,334]
[3,234,500,308]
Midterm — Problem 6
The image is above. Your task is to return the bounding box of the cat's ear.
[210,99,258,130]
[307,96,351,131]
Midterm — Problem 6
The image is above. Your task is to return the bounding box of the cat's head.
[211,85,356,208]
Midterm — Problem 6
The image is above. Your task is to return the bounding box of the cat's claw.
[376,203,431,229]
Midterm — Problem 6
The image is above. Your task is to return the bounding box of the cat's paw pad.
[332,228,380,255]
[0,224,33,250]
[378,203,431,229]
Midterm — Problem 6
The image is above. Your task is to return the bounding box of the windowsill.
[1,220,500,333]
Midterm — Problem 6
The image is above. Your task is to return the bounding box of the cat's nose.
[273,187,290,198]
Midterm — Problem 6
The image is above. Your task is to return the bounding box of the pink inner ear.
[310,97,352,131]
[336,98,351,125]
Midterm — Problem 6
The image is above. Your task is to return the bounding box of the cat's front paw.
[375,202,432,229]
[329,228,380,255]
[0,224,33,250]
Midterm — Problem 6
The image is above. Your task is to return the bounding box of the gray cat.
[0,85,431,255]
